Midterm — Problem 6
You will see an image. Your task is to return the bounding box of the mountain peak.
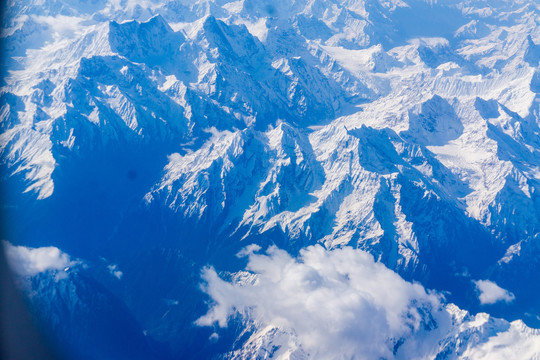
[108,15,185,65]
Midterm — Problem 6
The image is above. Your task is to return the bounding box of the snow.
[462,321,540,360]
[1,0,539,359]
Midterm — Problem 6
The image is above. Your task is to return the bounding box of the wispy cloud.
[107,264,123,279]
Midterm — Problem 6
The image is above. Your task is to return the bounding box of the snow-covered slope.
[1,0,539,359]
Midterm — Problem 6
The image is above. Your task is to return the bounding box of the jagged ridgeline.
[1,0,539,359]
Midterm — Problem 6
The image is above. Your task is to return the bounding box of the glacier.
[0,0,539,359]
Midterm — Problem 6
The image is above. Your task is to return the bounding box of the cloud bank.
[197,245,447,360]
[473,280,515,305]
[3,241,75,277]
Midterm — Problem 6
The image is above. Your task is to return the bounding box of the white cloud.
[473,280,515,305]
[107,264,123,279]
[197,245,447,360]
[3,240,75,277]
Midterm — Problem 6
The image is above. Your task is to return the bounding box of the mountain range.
[1,0,539,359]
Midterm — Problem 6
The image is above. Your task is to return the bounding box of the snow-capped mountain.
[1,0,539,359]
